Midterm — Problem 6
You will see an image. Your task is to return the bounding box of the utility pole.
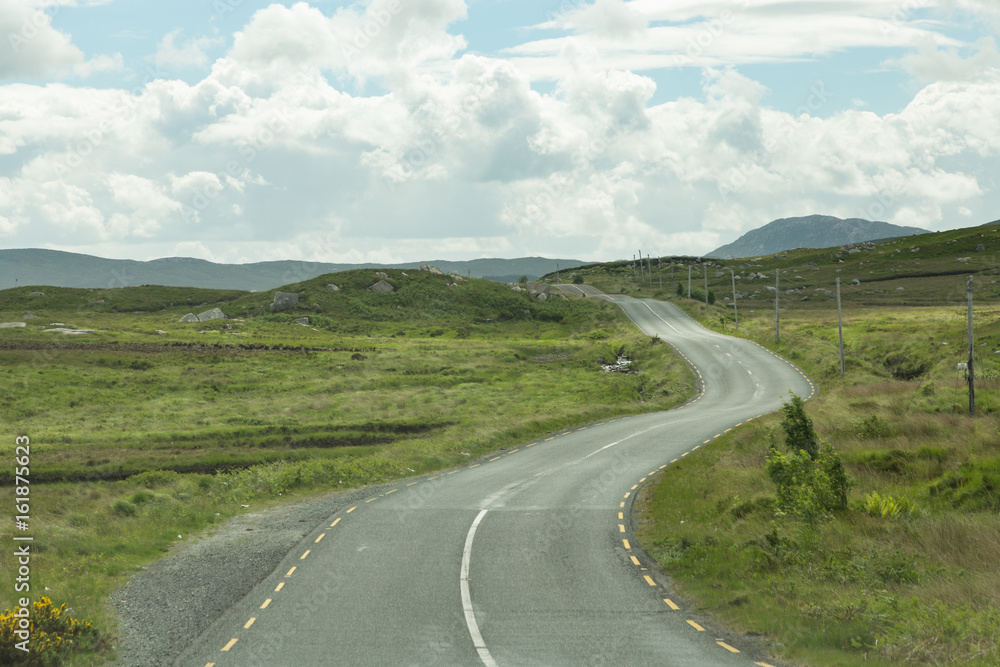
[968,275,975,417]
[775,270,780,343]
[632,255,636,280]
[648,256,654,286]
[703,264,709,306]
[731,268,738,333]
[836,277,845,376]
[638,251,644,284]
[658,256,662,290]
[556,263,561,283]
[687,265,692,298]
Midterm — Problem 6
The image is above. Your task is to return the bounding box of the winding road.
[182,292,814,667]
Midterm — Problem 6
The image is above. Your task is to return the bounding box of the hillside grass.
[0,270,694,664]
[586,230,1000,665]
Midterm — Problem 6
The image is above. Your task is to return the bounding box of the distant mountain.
[0,249,585,291]
[707,215,927,259]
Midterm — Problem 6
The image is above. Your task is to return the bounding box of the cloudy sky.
[1,0,998,264]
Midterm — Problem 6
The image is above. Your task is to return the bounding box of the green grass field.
[0,270,693,664]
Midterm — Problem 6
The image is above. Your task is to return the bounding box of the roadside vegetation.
[554,223,1000,665]
[0,269,693,664]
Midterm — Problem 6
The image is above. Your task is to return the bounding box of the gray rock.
[375,271,390,280]
[294,317,310,325]
[957,257,971,262]
[450,274,466,282]
[155,330,167,335]
[197,308,227,322]
[23,312,36,319]
[326,284,340,291]
[536,293,548,302]
[29,291,44,297]
[510,285,522,292]
[0,322,26,328]
[179,313,199,323]
[368,280,394,293]
[852,278,860,285]
[420,264,443,274]
[896,287,905,291]
[270,292,299,311]
[976,244,986,252]
[43,328,94,335]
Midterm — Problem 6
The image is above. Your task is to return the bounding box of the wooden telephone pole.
[967,275,975,417]
[731,268,738,333]
[775,270,780,343]
[836,277,845,376]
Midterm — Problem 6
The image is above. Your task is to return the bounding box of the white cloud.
[152,30,224,70]
[888,36,1000,82]
[0,0,121,80]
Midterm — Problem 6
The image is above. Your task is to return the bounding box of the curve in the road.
[181,292,814,667]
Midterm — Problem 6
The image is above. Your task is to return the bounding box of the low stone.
[976,244,986,252]
[957,257,971,262]
[294,317,310,325]
[179,313,199,323]
[420,264,443,274]
[326,284,340,291]
[375,271,390,280]
[23,312,36,319]
[271,291,299,311]
[536,293,548,302]
[29,291,44,297]
[368,280,394,293]
[0,322,26,328]
[197,308,227,322]
[43,328,94,335]
[155,330,167,335]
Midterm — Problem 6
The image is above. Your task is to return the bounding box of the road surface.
[181,294,814,667]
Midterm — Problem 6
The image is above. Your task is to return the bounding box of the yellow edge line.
[244,617,256,629]
[221,638,238,652]
[330,517,341,527]
[687,620,705,631]
[717,641,740,654]
[663,598,680,610]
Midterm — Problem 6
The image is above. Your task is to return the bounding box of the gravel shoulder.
[110,485,379,667]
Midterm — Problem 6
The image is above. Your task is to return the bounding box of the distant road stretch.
[182,289,814,667]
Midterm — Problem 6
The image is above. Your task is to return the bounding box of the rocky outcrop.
[179,313,199,323]
[368,280,394,293]
[420,264,443,274]
[326,284,340,291]
[271,292,299,311]
[197,308,227,322]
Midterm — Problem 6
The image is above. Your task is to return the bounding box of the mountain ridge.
[0,249,586,291]
[708,215,928,259]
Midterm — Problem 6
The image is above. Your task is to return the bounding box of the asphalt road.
[181,294,814,667]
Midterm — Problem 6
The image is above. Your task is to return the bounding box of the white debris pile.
[601,355,634,373]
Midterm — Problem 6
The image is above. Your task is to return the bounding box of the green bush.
[781,393,818,459]
[111,499,137,517]
[862,491,914,518]
[854,413,889,440]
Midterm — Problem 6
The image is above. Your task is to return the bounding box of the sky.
[1,0,999,265]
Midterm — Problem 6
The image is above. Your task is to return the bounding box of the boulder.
[957,257,971,263]
[29,291,44,297]
[420,264,444,274]
[23,312,36,319]
[294,317,310,325]
[179,313,199,323]
[375,271,390,280]
[326,284,340,291]
[536,293,548,302]
[0,322,26,328]
[197,308,227,322]
[271,291,299,311]
[368,280,394,293]
[977,244,986,252]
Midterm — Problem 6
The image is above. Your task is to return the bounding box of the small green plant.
[572,274,584,284]
[854,413,889,440]
[862,491,914,518]
[111,499,137,517]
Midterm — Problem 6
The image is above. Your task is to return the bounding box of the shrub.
[128,470,180,488]
[854,413,889,440]
[112,499,137,517]
[862,491,914,519]
[781,393,818,459]
[0,597,101,665]
[572,274,584,284]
